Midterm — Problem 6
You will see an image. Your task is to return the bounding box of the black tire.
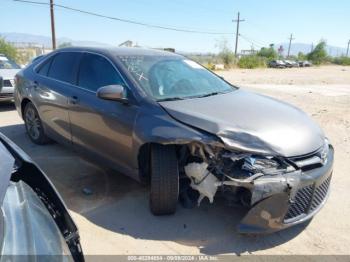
[150,144,179,215]
[24,102,51,145]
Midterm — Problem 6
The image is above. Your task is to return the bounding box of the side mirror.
[96,85,128,103]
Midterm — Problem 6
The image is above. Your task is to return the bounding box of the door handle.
[69,96,79,105]
[33,81,39,89]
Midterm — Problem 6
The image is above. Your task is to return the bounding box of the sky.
[1,0,349,53]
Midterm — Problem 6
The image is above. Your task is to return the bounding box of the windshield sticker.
[184,60,203,69]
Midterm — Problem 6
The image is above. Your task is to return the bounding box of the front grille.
[288,144,329,171]
[3,79,13,87]
[284,175,331,222]
[285,185,313,220]
[0,93,13,98]
[310,176,331,211]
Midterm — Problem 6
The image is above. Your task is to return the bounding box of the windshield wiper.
[195,91,223,98]
[157,97,185,102]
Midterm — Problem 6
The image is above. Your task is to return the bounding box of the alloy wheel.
[25,107,41,140]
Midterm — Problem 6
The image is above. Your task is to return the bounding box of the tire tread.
[150,144,179,215]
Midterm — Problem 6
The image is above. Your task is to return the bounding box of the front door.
[69,53,138,174]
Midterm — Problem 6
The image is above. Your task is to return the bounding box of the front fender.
[131,104,221,169]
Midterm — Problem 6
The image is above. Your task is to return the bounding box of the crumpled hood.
[159,90,325,157]
[0,69,20,80]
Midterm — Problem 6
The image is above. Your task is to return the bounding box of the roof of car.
[55,46,182,57]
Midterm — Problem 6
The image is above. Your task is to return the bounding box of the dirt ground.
[0,65,349,256]
[219,65,350,85]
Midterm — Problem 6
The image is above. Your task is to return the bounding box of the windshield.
[118,55,235,101]
[0,57,20,69]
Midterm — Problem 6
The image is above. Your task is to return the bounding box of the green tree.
[0,38,18,62]
[297,52,306,61]
[307,41,327,65]
[333,56,350,66]
[238,55,266,69]
[257,44,278,61]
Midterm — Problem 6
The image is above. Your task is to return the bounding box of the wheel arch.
[137,142,185,185]
[21,98,32,120]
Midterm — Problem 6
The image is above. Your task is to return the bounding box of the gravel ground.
[218,65,350,85]
[0,65,349,256]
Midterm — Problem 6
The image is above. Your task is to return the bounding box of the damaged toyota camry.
[14,47,334,234]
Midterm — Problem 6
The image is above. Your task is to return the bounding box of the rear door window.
[78,53,124,92]
[36,57,53,76]
[48,52,81,84]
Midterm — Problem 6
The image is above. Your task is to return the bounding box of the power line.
[12,0,234,35]
[239,34,266,48]
[239,35,260,49]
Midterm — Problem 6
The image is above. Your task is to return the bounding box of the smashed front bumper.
[237,146,334,234]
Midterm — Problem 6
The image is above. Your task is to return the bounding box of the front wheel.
[24,102,51,145]
[150,144,179,215]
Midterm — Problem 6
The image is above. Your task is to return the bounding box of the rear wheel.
[24,102,51,145]
[150,144,179,215]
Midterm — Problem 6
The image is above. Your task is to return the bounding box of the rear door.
[69,52,139,173]
[34,52,82,144]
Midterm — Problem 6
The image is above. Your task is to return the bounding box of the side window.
[48,52,81,84]
[78,53,124,92]
[36,57,53,76]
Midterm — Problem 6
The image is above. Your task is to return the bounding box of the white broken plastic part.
[184,162,219,206]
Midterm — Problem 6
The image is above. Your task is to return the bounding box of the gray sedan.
[14,47,333,234]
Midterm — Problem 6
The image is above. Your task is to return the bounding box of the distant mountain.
[275,42,347,57]
[0,32,113,48]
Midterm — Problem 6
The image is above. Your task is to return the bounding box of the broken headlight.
[319,138,329,164]
[243,156,278,172]
[241,155,294,175]
[220,151,295,178]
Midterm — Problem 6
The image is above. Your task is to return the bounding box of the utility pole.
[287,34,295,58]
[233,12,245,57]
[347,40,350,57]
[50,0,56,50]
[311,43,314,52]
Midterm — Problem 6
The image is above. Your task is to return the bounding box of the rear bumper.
[237,146,334,234]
